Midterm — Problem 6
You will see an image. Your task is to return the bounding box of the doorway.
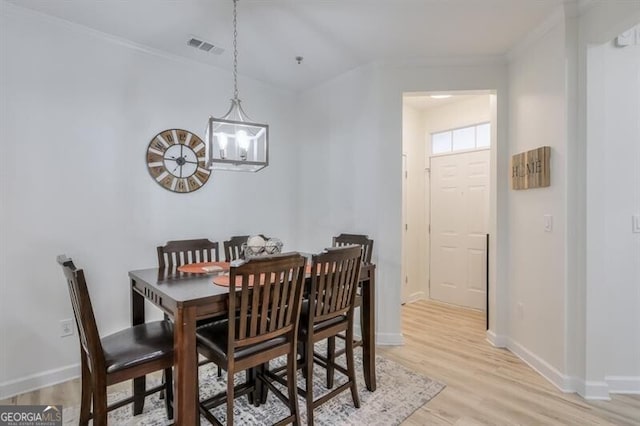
[401,91,495,316]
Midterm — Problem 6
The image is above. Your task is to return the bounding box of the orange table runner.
[177,262,230,274]
[212,264,315,287]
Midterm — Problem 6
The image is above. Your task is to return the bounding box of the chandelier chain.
[232,0,239,100]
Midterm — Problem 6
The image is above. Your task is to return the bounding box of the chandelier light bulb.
[217,133,228,159]
[237,130,249,160]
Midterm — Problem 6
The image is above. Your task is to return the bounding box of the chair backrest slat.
[332,233,374,264]
[157,239,220,269]
[227,253,306,349]
[57,255,105,368]
[309,246,362,324]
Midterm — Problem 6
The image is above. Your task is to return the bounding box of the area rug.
[63,346,444,425]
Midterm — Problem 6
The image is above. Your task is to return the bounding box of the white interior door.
[430,150,489,310]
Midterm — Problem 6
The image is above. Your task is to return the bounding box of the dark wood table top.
[129,262,375,308]
[129,268,228,306]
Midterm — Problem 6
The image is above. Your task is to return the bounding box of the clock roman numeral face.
[146,129,211,193]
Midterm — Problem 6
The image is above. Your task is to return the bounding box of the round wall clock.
[146,129,211,193]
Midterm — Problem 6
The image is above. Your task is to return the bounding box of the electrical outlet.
[60,319,74,337]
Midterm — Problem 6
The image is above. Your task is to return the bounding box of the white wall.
[505,1,640,397]
[570,0,640,399]
[599,28,640,385]
[584,24,640,395]
[0,4,298,397]
[507,15,568,380]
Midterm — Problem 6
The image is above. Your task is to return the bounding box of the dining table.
[129,259,376,425]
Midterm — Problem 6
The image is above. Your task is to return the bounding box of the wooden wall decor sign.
[511,146,551,190]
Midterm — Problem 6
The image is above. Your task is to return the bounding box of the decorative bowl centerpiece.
[242,235,283,258]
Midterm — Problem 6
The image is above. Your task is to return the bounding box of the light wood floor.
[2,300,639,425]
[379,300,640,425]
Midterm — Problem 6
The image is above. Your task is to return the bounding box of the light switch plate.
[633,215,640,233]
[544,215,553,232]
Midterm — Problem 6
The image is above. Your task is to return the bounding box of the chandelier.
[205,0,268,172]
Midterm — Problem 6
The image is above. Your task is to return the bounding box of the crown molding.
[0,0,224,72]
[377,54,507,70]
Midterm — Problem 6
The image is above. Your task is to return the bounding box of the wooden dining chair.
[57,255,174,426]
[223,235,250,261]
[332,233,373,264]
[288,245,362,426]
[327,234,374,386]
[196,253,306,426]
[157,239,223,326]
[157,238,221,270]
[156,238,222,378]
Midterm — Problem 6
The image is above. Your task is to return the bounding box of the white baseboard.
[376,332,404,346]
[572,378,611,400]
[0,363,80,400]
[606,376,640,394]
[506,338,574,393]
[404,291,427,304]
[486,330,507,347]
[486,336,637,399]
[345,321,404,346]
[567,376,584,395]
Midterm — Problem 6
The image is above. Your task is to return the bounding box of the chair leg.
[246,368,256,406]
[301,343,308,379]
[159,370,166,400]
[346,326,360,409]
[160,314,171,401]
[196,369,201,426]
[164,367,174,420]
[92,374,108,426]
[79,353,91,426]
[287,351,301,425]
[305,349,314,426]
[226,369,235,425]
[326,336,335,389]
[133,375,146,415]
[260,361,269,404]
[246,367,265,407]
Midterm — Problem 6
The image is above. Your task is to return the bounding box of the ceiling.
[5,0,563,91]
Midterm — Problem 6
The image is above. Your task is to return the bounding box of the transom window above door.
[431,122,490,155]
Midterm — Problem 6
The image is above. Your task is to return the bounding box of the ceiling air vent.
[187,36,224,55]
